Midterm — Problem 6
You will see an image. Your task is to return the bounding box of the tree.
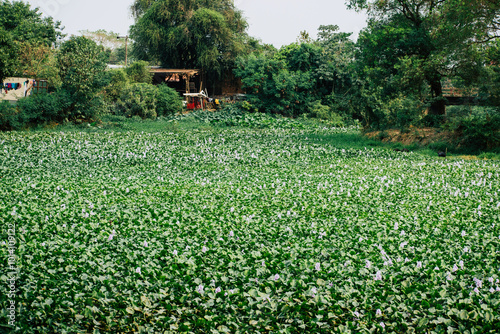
[129,0,248,83]
[348,0,499,117]
[0,0,63,82]
[57,36,109,119]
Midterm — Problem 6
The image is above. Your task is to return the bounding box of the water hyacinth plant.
[0,123,498,333]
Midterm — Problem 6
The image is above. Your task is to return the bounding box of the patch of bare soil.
[364,127,456,146]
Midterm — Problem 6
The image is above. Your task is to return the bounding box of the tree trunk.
[429,78,446,116]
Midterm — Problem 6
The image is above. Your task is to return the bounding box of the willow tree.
[348,0,499,116]
[129,0,248,83]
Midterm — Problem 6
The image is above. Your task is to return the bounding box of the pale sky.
[25,0,367,48]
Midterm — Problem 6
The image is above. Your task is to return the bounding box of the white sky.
[25,0,367,48]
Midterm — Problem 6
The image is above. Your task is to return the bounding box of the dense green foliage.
[117,83,158,119]
[0,0,63,82]
[234,26,355,121]
[156,83,183,116]
[116,82,183,119]
[1,119,499,333]
[125,60,152,84]
[130,0,248,80]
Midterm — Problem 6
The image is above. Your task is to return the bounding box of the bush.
[117,83,157,119]
[307,100,344,127]
[126,61,152,84]
[156,84,182,116]
[0,101,18,130]
[456,109,500,151]
[103,69,129,101]
[16,90,73,124]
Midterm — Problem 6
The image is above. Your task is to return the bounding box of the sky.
[25,0,368,48]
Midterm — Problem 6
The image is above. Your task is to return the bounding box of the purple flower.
[202,246,208,253]
[366,260,371,269]
[376,309,382,316]
[380,322,385,329]
[452,264,458,272]
[315,263,321,271]
[143,241,148,247]
[135,267,141,274]
[374,271,382,281]
[416,261,422,269]
[461,230,466,237]
[197,285,204,293]
[274,274,280,281]
[474,287,479,294]
[229,230,234,237]
[173,250,178,256]
[459,260,464,269]
[353,311,361,318]
[215,287,221,293]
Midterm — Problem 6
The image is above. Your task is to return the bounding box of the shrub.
[156,84,182,116]
[307,100,344,127]
[103,69,129,101]
[126,61,152,84]
[16,90,73,124]
[0,101,18,130]
[117,83,157,119]
[456,109,500,151]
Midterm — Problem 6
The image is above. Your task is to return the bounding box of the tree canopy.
[347,0,500,117]
[0,0,63,82]
[129,0,248,79]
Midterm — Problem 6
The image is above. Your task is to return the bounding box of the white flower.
[365,260,371,269]
[376,309,382,316]
[459,260,464,269]
[230,207,234,213]
[202,246,208,253]
[262,261,265,267]
[416,261,422,269]
[274,274,280,281]
[394,222,399,230]
[452,264,458,272]
[229,230,234,237]
[374,271,382,281]
[173,250,177,256]
[400,230,405,236]
[311,287,317,294]
[143,241,148,247]
[354,311,360,318]
[461,230,466,237]
[490,287,495,293]
[315,263,321,271]
[135,267,141,274]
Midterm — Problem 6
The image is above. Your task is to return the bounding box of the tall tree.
[129,0,248,80]
[0,0,63,82]
[348,0,499,116]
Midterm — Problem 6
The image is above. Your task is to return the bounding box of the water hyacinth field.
[1,124,500,333]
